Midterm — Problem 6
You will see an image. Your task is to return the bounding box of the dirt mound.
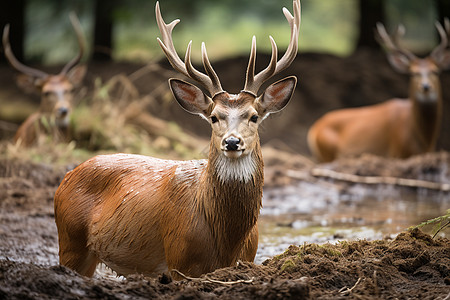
[0,229,448,299]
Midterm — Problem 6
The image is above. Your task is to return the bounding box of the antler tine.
[2,24,48,78]
[275,2,301,73]
[431,19,450,62]
[60,12,85,75]
[155,1,223,98]
[243,36,277,96]
[392,24,416,60]
[376,23,416,60]
[445,17,450,34]
[375,22,395,50]
[243,0,300,96]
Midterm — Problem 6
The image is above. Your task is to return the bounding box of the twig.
[339,277,362,295]
[204,275,254,285]
[432,220,450,239]
[171,269,201,281]
[442,291,450,300]
[171,269,253,285]
[373,270,379,298]
[311,168,450,191]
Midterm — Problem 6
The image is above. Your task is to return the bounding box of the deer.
[307,20,450,162]
[2,13,87,147]
[54,0,300,279]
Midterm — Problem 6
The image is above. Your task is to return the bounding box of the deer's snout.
[57,107,70,117]
[421,81,431,93]
[224,136,241,151]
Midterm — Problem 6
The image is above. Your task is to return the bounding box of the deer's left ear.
[67,65,87,87]
[256,76,297,117]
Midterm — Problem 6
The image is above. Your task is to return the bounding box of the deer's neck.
[410,90,442,151]
[198,141,263,257]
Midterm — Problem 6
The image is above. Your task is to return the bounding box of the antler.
[155,2,224,98]
[243,0,301,96]
[60,12,85,75]
[3,24,49,78]
[2,12,85,79]
[430,17,450,63]
[376,22,417,61]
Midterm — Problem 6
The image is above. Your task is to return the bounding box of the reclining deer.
[307,20,450,162]
[2,13,86,147]
[54,0,300,278]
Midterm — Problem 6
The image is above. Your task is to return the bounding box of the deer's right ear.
[386,52,411,74]
[67,65,87,87]
[15,74,45,94]
[169,79,213,117]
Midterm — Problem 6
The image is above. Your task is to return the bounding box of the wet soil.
[0,155,449,299]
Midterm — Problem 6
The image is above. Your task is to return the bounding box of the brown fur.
[13,67,86,147]
[308,48,448,162]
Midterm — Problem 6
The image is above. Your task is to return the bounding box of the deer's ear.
[15,74,45,94]
[169,79,213,117]
[257,76,296,118]
[386,52,411,74]
[67,65,87,87]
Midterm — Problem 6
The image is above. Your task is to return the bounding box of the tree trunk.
[356,0,385,50]
[0,0,25,63]
[436,0,450,26]
[93,0,115,61]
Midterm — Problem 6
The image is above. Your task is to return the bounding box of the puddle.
[255,180,450,263]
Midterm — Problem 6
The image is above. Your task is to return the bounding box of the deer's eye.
[250,115,258,123]
[211,116,218,124]
[64,88,75,95]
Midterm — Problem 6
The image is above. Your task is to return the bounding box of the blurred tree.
[356,0,385,49]
[436,0,450,24]
[0,0,25,63]
[93,0,116,61]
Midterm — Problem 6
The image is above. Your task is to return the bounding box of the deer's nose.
[224,137,241,151]
[57,107,69,117]
[422,83,431,92]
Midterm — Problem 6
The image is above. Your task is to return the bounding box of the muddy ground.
[0,50,450,299]
[0,154,449,299]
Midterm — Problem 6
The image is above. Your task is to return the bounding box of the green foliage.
[23,1,440,64]
[25,0,360,64]
[409,209,450,239]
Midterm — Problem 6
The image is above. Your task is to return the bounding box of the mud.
[0,156,449,299]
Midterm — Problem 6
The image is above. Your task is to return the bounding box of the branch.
[170,269,254,285]
[309,168,450,191]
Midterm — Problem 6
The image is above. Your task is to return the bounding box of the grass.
[0,68,207,167]
[409,209,450,239]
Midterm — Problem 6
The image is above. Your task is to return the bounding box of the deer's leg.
[57,225,100,277]
[238,224,259,262]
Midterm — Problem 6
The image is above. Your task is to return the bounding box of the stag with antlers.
[2,13,86,147]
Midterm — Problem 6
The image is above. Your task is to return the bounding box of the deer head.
[156,0,300,162]
[3,13,87,128]
[376,20,450,105]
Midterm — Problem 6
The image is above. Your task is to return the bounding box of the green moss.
[280,258,296,273]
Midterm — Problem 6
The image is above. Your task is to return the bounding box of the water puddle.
[256,180,449,263]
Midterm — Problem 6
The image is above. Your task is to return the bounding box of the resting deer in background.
[307,20,450,162]
[2,13,86,147]
[54,0,300,278]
